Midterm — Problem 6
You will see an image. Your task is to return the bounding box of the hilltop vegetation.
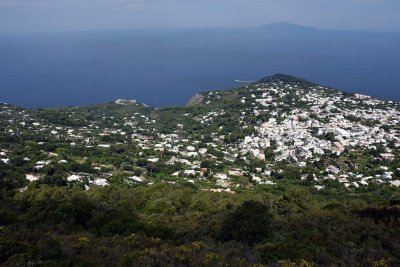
[0,74,400,266]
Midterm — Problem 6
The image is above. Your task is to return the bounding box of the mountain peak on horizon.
[258,73,317,87]
[259,22,316,31]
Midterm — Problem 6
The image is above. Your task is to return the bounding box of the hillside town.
[1,75,399,192]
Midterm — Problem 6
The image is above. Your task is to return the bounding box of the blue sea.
[0,27,399,108]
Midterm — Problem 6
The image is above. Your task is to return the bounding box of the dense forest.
[0,179,399,266]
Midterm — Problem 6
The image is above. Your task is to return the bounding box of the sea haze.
[1,23,399,108]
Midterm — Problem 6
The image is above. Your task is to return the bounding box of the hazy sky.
[0,0,399,34]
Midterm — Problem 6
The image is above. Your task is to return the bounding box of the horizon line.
[1,22,400,36]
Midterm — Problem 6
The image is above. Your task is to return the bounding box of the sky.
[0,0,399,34]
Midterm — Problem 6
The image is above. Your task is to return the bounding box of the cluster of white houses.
[1,80,400,191]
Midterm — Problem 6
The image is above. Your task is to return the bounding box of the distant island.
[258,22,317,31]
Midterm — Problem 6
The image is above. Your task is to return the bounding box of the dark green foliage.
[36,237,63,260]
[359,206,400,225]
[258,74,317,88]
[324,131,335,141]
[0,240,27,264]
[0,184,398,266]
[218,201,272,245]
[41,175,67,186]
